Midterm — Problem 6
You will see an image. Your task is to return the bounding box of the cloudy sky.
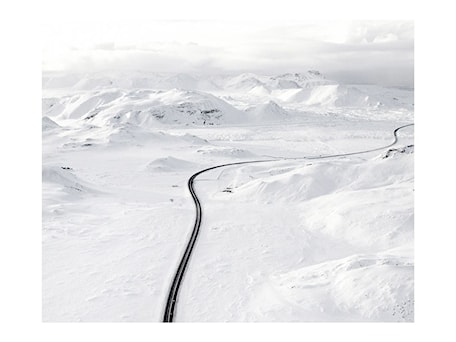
[42,20,413,87]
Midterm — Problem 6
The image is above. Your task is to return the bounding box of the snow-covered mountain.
[277,84,413,109]
[43,71,414,124]
[43,88,245,127]
[216,70,332,92]
[269,70,333,88]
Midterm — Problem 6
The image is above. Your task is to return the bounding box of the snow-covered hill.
[43,88,245,127]
[246,101,289,122]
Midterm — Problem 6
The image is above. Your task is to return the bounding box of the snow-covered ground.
[42,71,414,322]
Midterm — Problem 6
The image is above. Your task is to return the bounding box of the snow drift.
[255,244,414,321]
[42,165,100,195]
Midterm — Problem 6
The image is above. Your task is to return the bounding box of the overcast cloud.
[42,20,413,87]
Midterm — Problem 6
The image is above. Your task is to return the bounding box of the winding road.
[162,123,414,322]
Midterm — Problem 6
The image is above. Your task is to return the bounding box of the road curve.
[162,123,414,322]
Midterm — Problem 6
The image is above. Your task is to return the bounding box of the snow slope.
[259,244,414,321]
[276,84,413,110]
[177,142,414,322]
[246,101,289,122]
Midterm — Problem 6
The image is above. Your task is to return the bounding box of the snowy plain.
[42,70,414,322]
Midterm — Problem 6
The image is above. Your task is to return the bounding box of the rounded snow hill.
[145,156,197,173]
[139,89,246,125]
[247,101,289,122]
